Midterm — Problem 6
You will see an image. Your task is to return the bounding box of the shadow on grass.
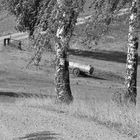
[16,131,60,140]
[0,91,55,99]
[78,72,106,80]
[72,70,124,83]
[69,49,140,65]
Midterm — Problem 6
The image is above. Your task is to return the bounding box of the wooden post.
[7,38,10,45]
[4,39,6,46]
[3,38,11,46]
[18,41,22,50]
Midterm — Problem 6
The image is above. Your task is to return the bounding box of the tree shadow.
[78,72,106,80]
[0,91,55,99]
[16,131,60,140]
[78,70,124,83]
[69,49,140,65]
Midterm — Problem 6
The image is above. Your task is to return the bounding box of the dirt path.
[0,102,135,140]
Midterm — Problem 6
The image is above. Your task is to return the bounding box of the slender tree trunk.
[125,0,138,105]
[55,0,78,104]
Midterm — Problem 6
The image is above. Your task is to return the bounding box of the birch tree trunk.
[125,0,138,105]
[55,0,78,104]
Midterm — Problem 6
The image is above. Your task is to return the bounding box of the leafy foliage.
[1,0,133,60]
[33,0,85,61]
[2,0,44,36]
[78,0,132,47]
[2,0,131,41]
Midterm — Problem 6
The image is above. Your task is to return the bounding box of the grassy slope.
[0,1,140,139]
[0,100,135,140]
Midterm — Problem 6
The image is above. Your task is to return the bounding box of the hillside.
[0,1,140,140]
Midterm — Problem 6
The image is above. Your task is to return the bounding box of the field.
[0,2,140,140]
[0,10,16,36]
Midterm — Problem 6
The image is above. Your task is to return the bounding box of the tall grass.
[16,96,140,138]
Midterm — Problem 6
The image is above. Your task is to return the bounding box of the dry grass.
[16,96,140,138]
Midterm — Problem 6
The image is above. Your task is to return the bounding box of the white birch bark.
[55,0,78,103]
[125,0,138,105]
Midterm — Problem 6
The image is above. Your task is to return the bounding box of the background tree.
[98,0,140,106]
[73,0,132,49]
[2,0,44,37]
[88,0,139,106]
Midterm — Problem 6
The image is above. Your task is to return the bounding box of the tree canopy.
[2,0,45,36]
[2,0,132,37]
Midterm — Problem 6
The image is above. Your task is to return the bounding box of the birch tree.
[124,0,138,105]
[55,0,84,103]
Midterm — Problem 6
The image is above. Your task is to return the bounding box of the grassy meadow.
[0,1,140,139]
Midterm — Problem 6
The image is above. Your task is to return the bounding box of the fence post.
[18,41,22,50]
[4,39,6,46]
[3,38,11,46]
[7,38,10,45]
